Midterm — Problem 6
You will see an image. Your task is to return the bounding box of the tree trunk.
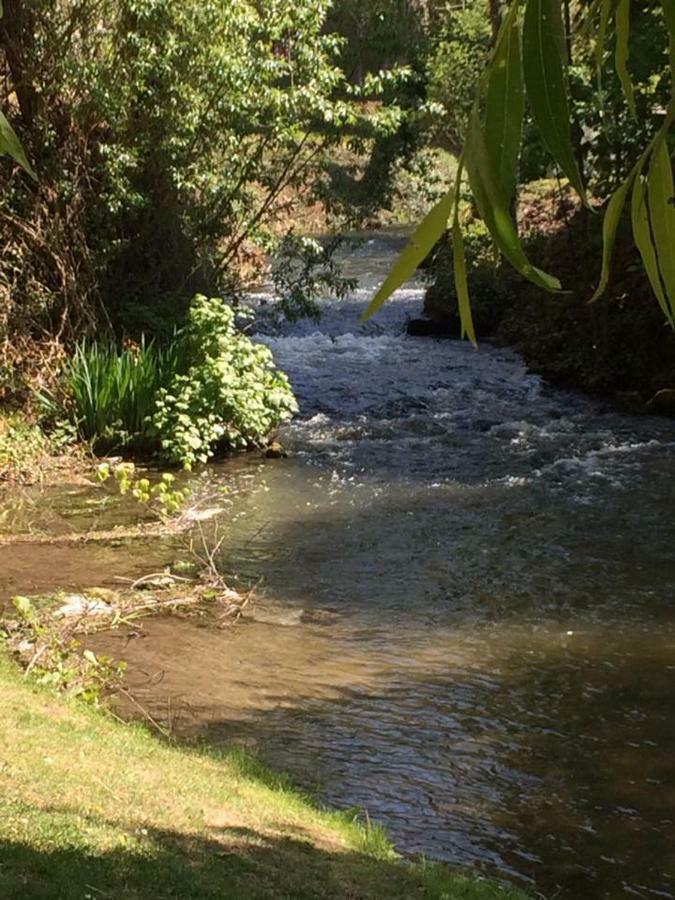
[0,0,39,127]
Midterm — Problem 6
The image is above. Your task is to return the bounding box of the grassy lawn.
[0,654,531,900]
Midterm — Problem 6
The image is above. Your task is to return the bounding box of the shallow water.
[13,234,675,898]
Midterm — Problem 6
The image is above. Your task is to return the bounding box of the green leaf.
[451,218,477,347]
[486,1,524,203]
[464,107,561,293]
[0,110,36,179]
[360,190,453,322]
[596,0,612,75]
[647,139,675,312]
[522,0,588,205]
[590,157,639,301]
[615,0,636,118]
[631,166,672,324]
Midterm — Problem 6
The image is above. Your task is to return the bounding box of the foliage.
[0,413,50,482]
[0,0,405,394]
[6,595,126,705]
[366,0,675,334]
[48,295,297,466]
[425,180,675,400]
[95,461,190,522]
[151,295,298,468]
[270,234,357,322]
[424,0,492,154]
[50,339,180,454]
[0,412,78,483]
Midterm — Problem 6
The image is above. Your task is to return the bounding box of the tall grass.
[65,338,181,452]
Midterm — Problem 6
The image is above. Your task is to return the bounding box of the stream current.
[29,235,675,898]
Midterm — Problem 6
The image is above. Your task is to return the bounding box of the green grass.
[0,653,531,900]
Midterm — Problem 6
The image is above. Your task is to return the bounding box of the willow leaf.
[0,110,36,179]
[360,190,453,322]
[451,219,477,347]
[523,0,588,205]
[648,140,675,310]
[464,108,561,292]
[615,0,636,117]
[591,156,640,301]
[631,170,672,323]
[595,0,611,80]
[486,1,524,203]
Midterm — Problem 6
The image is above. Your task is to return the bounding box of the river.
[7,234,675,899]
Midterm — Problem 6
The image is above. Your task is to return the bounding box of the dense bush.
[0,0,405,396]
[51,296,297,467]
[152,295,298,468]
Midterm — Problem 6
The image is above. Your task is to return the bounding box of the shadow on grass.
[0,812,520,900]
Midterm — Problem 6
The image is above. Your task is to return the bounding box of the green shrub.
[0,414,51,482]
[152,295,298,469]
[56,296,297,466]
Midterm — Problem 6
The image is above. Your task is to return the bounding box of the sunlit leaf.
[451,218,477,347]
[595,0,611,76]
[631,166,672,324]
[360,190,453,322]
[615,0,636,118]
[647,139,675,311]
[0,110,36,179]
[464,107,561,293]
[486,1,524,203]
[522,0,589,205]
[591,159,639,301]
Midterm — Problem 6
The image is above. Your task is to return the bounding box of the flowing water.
[8,234,675,898]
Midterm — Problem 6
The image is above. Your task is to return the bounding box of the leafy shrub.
[0,414,51,483]
[152,295,298,468]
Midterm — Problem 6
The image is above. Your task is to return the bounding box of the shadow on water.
[84,469,675,900]
[96,616,675,900]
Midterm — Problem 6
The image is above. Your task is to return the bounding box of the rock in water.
[265,441,288,458]
[646,388,675,416]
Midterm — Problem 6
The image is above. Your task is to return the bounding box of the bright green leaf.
[647,139,675,313]
[360,190,453,322]
[486,1,524,203]
[631,168,672,324]
[464,107,561,293]
[451,218,477,347]
[0,110,36,179]
[522,0,589,205]
[591,158,639,301]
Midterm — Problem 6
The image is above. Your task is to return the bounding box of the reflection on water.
[26,234,675,898]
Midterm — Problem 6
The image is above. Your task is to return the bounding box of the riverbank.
[0,653,529,900]
[423,180,675,412]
